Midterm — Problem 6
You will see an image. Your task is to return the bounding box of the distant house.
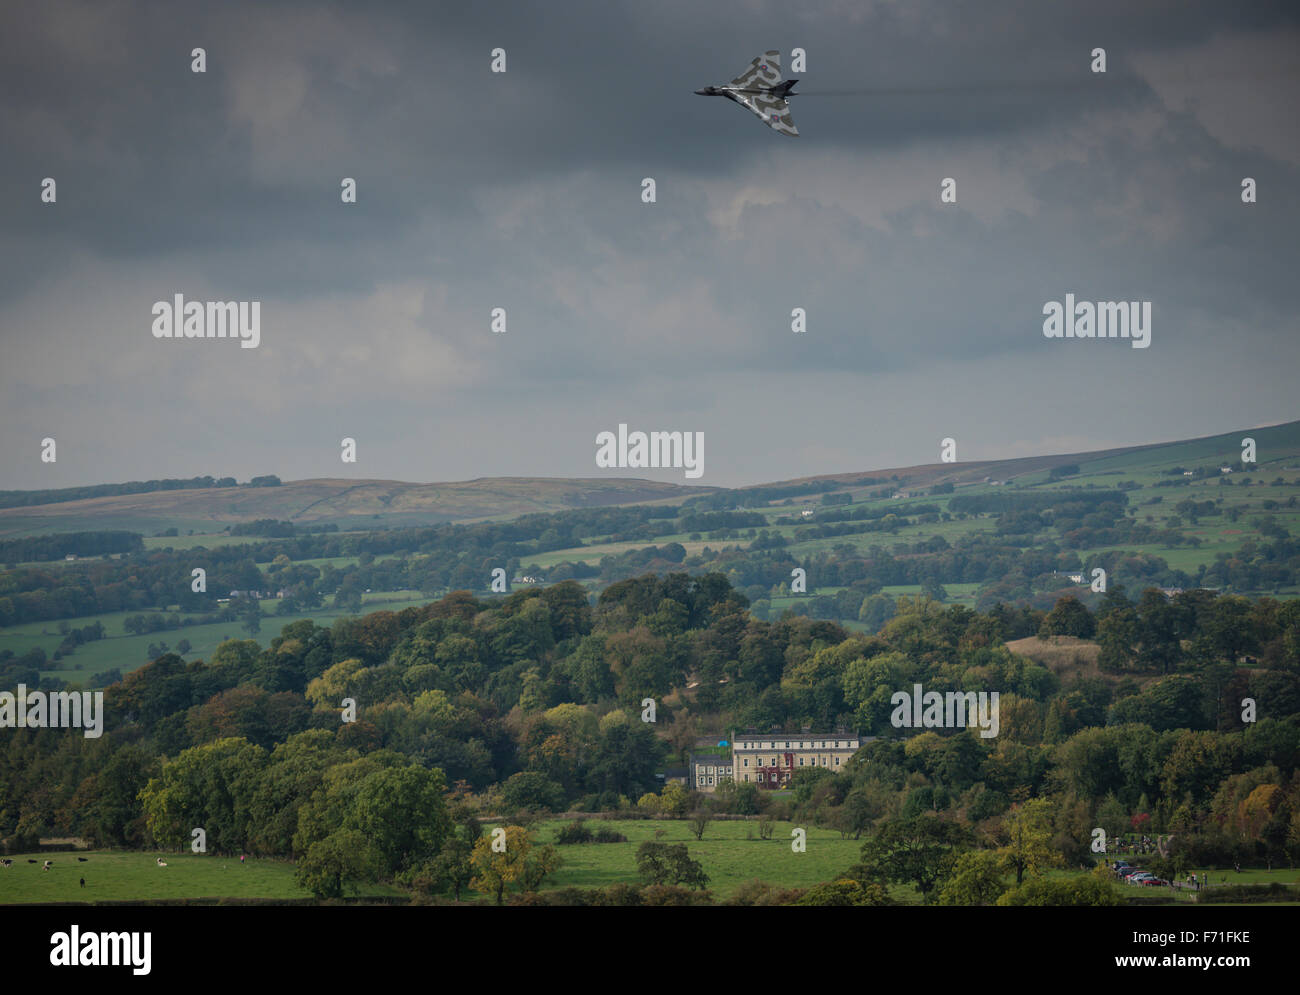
[1159,587,1185,598]
[801,508,815,518]
[64,554,77,561]
[689,754,734,793]
[1183,471,1194,477]
[661,767,689,787]
[1220,467,1233,474]
[1067,573,1085,584]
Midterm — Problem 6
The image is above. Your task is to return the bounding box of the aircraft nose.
[694,88,708,95]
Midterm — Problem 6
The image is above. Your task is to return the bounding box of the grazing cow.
[156,858,168,867]
[0,859,11,867]
[43,860,53,870]
[26,859,37,864]
[77,856,88,862]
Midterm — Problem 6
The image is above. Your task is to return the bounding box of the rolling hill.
[0,419,1297,540]
[0,476,713,539]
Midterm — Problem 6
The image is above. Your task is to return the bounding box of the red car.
[1141,877,1170,886]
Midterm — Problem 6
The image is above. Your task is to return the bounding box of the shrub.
[555,820,593,845]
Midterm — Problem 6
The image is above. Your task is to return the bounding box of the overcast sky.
[2,0,1297,491]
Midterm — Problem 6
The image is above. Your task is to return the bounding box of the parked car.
[1141,877,1169,887]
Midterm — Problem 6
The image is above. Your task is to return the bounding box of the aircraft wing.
[731,90,799,136]
[727,51,799,136]
[729,51,782,90]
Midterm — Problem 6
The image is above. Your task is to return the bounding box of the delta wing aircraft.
[695,50,800,136]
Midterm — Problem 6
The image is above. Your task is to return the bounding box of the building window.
[834,756,840,765]
[743,758,749,767]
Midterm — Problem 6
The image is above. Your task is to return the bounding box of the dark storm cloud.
[0,0,1297,488]
[5,0,1294,261]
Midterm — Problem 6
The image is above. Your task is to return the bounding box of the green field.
[0,850,395,904]
[142,534,284,552]
[502,819,1300,903]
[4,834,1297,905]
[767,583,982,617]
[514,818,878,900]
[13,590,436,685]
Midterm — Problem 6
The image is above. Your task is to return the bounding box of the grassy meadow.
[0,851,326,903]
[514,818,888,900]
[4,824,1297,905]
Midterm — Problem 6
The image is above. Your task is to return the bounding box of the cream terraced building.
[690,733,863,792]
[733,733,863,789]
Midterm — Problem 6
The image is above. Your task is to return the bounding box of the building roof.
[733,733,860,744]
[690,754,732,766]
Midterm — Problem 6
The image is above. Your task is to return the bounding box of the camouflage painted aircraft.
[695,51,800,137]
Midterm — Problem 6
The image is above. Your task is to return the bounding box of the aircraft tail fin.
[774,79,799,97]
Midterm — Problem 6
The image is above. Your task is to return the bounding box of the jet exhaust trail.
[798,67,1299,98]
